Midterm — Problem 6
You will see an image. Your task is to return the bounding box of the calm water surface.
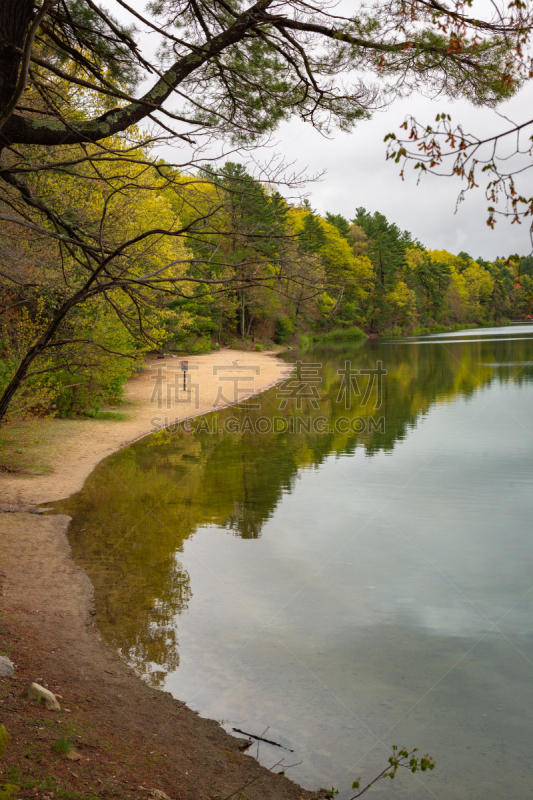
[53,324,533,799]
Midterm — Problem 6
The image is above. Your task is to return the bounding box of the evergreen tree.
[354,209,411,290]
[410,254,451,317]
[325,213,351,240]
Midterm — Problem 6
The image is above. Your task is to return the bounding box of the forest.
[2,148,532,419]
[1,0,533,421]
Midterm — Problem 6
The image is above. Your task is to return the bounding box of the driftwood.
[232,728,294,752]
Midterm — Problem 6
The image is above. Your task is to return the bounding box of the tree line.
[2,149,531,419]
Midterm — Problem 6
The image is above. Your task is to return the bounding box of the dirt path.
[0,350,324,800]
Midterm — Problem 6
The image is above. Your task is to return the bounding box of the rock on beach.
[26,682,61,711]
[0,656,14,677]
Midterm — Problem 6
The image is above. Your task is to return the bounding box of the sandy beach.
[1,348,291,506]
[0,349,323,800]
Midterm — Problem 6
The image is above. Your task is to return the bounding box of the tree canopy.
[1,0,527,148]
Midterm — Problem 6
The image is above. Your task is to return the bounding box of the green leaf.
[351,781,360,789]
[0,786,20,800]
[0,726,11,758]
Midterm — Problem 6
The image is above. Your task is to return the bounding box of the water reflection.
[52,327,533,798]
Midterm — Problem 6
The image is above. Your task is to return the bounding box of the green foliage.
[0,786,19,800]
[0,726,10,758]
[46,0,140,92]
[1,0,530,424]
[314,326,366,342]
[325,213,351,239]
[1,147,525,424]
[273,316,295,344]
[347,746,435,798]
[0,727,19,800]
[167,333,212,354]
[0,138,186,421]
[53,736,74,755]
[47,303,146,418]
[163,180,522,349]
[83,410,128,421]
[300,208,327,254]
[354,207,411,290]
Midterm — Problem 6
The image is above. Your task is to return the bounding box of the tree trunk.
[0,340,45,422]
[0,287,85,423]
[0,0,34,122]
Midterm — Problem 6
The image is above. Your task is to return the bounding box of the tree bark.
[0,0,34,116]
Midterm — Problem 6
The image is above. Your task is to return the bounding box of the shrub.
[273,316,295,344]
[315,326,366,342]
[53,736,74,755]
[298,334,312,352]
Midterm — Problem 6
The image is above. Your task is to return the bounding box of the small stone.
[150,791,171,800]
[0,656,14,677]
[26,682,61,711]
[65,751,81,761]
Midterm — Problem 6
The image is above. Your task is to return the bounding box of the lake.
[52,324,533,799]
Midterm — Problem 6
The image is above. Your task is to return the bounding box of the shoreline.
[0,349,325,800]
[1,348,292,506]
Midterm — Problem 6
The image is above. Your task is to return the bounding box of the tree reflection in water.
[52,332,533,686]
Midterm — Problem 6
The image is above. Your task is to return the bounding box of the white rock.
[150,791,172,800]
[0,656,14,677]
[26,682,61,711]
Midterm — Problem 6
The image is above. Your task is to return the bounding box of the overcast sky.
[122,0,533,261]
[248,87,533,260]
